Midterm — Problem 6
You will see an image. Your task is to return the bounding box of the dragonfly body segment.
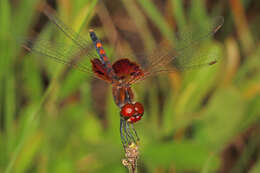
[89,30,109,64]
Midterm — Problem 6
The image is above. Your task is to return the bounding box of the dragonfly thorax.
[91,58,144,84]
[112,58,144,84]
[112,85,134,107]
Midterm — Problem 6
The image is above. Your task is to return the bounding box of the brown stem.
[122,143,139,173]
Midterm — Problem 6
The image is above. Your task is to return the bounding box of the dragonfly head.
[120,102,144,123]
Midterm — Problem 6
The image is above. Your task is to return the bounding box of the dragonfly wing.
[21,38,98,74]
[42,6,91,49]
[148,16,224,69]
[129,47,221,85]
[20,7,111,80]
[129,16,224,84]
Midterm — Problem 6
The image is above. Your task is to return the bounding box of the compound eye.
[134,102,144,115]
[128,116,137,123]
[120,104,135,118]
[135,116,142,122]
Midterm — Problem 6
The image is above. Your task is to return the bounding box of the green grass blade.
[137,0,175,42]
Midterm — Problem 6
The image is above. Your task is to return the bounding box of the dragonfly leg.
[123,120,131,145]
[130,123,140,142]
[125,121,137,144]
[120,119,127,147]
[120,118,140,147]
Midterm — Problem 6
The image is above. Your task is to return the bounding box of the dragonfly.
[22,7,224,147]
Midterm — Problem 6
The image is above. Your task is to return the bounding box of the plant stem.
[122,143,139,173]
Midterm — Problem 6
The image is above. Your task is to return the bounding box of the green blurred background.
[0,0,260,172]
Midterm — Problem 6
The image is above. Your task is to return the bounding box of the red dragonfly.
[22,8,224,146]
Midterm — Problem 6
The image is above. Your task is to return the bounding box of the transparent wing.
[20,6,102,77]
[129,16,224,84]
[21,38,97,74]
[130,45,220,84]
[42,6,91,49]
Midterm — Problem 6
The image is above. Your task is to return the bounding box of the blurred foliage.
[0,0,260,173]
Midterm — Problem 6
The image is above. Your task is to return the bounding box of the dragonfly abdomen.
[89,29,109,65]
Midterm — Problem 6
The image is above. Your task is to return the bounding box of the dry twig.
[122,143,139,173]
